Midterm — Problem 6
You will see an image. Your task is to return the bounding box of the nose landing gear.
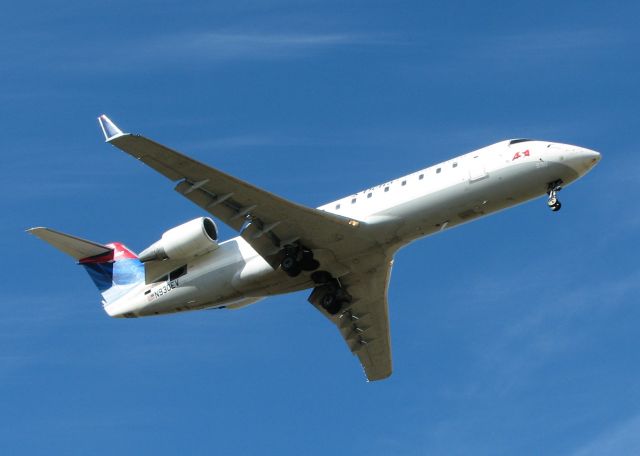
[547,181,563,212]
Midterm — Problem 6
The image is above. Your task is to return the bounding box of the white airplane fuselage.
[104,139,600,318]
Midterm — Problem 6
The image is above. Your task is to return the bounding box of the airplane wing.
[97,115,376,268]
[97,115,394,380]
[310,256,394,381]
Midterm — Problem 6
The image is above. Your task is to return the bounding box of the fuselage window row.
[332,160,464,212]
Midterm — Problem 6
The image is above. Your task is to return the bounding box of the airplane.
[28,115,601,381]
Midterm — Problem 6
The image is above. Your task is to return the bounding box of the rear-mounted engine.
[138,217,219,262]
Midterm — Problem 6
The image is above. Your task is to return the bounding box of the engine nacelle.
[138,217,219,262]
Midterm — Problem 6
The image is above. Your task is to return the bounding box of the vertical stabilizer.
[28,227,144,304]
[79,242,144,303]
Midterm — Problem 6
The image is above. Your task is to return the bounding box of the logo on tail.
[80,243,144,304]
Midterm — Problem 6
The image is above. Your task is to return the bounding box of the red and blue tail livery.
[27,228,144,304]
[79,242,144,303]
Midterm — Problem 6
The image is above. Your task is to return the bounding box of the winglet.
[97,114,124,141]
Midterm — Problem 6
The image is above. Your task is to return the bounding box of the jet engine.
[138,217,219,262]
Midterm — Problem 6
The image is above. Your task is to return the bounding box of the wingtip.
[97,114,124,141]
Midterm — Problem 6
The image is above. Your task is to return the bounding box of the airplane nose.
[566,147,601,176]
[584,148,600,160]
[580,148,601,167]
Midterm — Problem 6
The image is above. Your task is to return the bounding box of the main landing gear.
[279,244,350,315]
[308,271,352,315]
[280,244,320,277]
[547,180,563,212]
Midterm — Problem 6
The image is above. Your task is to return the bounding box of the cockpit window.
[509,139,532,145]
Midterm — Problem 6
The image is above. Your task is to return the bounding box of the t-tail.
[27,227,144,307]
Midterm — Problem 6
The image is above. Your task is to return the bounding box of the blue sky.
[2,1,639,454]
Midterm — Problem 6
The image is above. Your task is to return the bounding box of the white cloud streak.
[2,29,383,76]
[455,267,640,396]
[570,413,640,456]
[139,31,366,61]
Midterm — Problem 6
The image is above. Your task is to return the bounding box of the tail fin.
[28,227,144,304]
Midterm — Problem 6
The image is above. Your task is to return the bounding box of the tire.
[281,256,297,272]
[301,258,320,271]
[281,256,302,277]
[548,196,557,207]
[551,202,562,212]
[311,271,332,285]
[321,293,342,315]
[289,264,302,277]
[299,250,319,271]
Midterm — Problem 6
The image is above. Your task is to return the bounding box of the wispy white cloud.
[4,30,382,74]
[452,267,640,395]
[137,31,370,61]
[0,28,387,79]
[570,413,640,456]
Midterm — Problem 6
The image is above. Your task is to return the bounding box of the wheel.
[301,258,320,271]
[551,202,562,212]
[281,256,302,277]
[547,196,558,207]
[311,271,332,285]
[300,250,319,271]
[300,250,320,271]
[321,293,342,315]
[281,256,297,271]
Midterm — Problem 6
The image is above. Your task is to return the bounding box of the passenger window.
[351,198,356,204]
[452,162,458,168]
[335,203,340,210]
[384,187,389,192]
[401,180,406,186]
[436,168,441,174]
[169,265,187,281]
[367,193,372,198]
[419,174,424,180]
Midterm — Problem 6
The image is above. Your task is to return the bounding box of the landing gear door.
[468,156,488,183]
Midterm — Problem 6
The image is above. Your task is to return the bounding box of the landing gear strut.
[280,244,320,277]
[547,180,563,212]
[308,271,351,315]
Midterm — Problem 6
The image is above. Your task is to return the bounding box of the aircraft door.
[468,156,488,182]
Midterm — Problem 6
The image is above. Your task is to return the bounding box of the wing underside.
[100,123,376,268]
[310,256,394,381]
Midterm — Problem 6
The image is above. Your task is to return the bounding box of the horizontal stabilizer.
[27,227,112,260]
[97,114,124,141]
